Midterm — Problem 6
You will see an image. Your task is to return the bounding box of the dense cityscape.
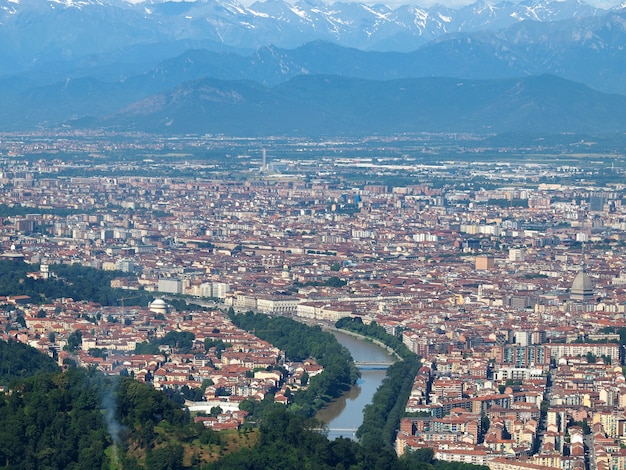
[1,132,626,469]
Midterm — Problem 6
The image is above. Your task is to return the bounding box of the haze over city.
[0,0,626,468]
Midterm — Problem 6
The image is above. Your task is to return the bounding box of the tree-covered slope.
[229,311,360,416]
[0,339,59,385]
[0,260,149,306]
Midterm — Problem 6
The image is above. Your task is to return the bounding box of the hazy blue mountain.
[0,77,134,129]
[49,74,626,136]
[0,0,616,77]
[397,13,626,93]
[1,0,624,136]
[108,9,626,96]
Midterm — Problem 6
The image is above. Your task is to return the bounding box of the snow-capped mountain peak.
[0,0,613,78]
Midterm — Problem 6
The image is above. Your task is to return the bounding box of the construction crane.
[118,294,143,315]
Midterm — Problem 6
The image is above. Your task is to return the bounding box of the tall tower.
[570,268,594,302]
[571,215,594,302]
[261,148,267,173]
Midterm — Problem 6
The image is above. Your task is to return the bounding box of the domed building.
[149,298,169,315]
[570,268,594,302]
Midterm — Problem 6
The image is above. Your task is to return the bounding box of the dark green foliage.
[481,414,490,438]
[229,311,359,416]
[157,331,196,352]
[64,329,83,352]
[0,361,193,469]
[400,447,490,470]
[295,275,348,288]
[0,368,110,469]
[0,339,59,385]
[209,407,488,470]
[0,259,150,306]
[134,341,162,355]
[208,407,400,470]
[570,419,591,434]
[116,378,190,430]
[145,444,185,470]
[14,314,26,328]
[177,384,205,401]
[0,339,489,469]
[135,330,197,355]
[357,356,422,448]
[402,447,434,465]
[51,263,148,306]
[197,426,223,446]
[205,338,229,358]
[0,203,80,218]
[599,326,626,345]
[325,276,347,288]
[524,273,549,279]
[238,394,284,421]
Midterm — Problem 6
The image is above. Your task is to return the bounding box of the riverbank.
[321,319,422,448]
[315,329,396,440]
[323,324,403,362]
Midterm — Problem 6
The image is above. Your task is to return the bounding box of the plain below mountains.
[5,74,624,136]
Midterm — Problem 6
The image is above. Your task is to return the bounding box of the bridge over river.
[353,360,394,369]
[317,427,358,438]
[316,331,396,440]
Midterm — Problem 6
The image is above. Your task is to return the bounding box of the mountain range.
[2,73,623,136]
[1,0,625,136]
[1,0,619,70]
[106,74,626,135]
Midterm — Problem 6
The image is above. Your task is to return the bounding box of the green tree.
[0,340,59,384]
[229,311,359,417]
[325,276,347,288]
[64,330,82,352]
[145,444,184,470]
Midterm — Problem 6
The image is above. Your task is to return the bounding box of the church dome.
[149,298,169,314]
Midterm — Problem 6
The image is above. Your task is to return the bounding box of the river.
[315,330,395,440]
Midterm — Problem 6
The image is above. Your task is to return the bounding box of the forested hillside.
[0,341,486,469]
[0,339,59,385]
[0,260,149,307]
